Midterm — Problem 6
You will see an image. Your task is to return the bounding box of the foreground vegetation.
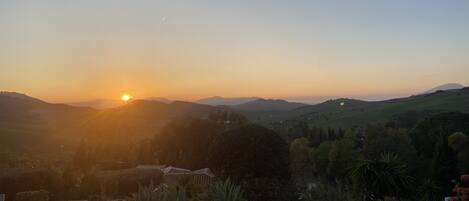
[131,179,246,201]
[289,112,469,201]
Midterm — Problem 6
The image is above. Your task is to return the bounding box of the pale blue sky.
[1,0,468,101]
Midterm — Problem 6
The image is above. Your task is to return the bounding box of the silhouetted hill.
[0,91,44,103]
[230,99,308,111]
[80,100,221,141]
[145,97,173,104]
[0,93,224,155]
[196,96,259,106]
[67,97,173,109]
[0,93,96,154]
[67,99,124,109]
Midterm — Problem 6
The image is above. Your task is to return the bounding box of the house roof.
[193,168,215,177]
[162,166,192,175]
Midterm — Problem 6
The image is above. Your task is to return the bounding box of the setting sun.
[121,94,131,102]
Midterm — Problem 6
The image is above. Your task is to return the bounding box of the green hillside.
[245,88,469,128]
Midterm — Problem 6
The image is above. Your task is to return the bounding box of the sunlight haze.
[1,0,469,102]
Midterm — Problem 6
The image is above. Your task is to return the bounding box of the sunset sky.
[1,0,469,102]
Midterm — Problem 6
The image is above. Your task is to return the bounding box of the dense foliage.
[287,112,469,201]
[2,110,469,201]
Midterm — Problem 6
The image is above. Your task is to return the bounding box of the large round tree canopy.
[210,124,290,182]
[410,112,469,158]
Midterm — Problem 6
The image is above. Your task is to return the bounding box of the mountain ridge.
[229,98,308,112]
[196,96,260,106]
[422,83,464,94]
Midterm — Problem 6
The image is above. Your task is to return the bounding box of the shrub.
[197,179,246,201]
[131,184,189,201]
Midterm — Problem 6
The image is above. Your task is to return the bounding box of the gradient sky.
[1,0,469,102]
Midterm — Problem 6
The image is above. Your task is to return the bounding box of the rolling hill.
[0,93,96,154]
[67,99,125,109]
[82,100,221,141]
[0,93,223,155]
[246,87,469,128]
[229,99,308,112]
[196,96,259,106]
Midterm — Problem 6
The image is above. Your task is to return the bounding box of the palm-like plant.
[197,179,247,201]
[350,152,415,201]
[416,179,443,201]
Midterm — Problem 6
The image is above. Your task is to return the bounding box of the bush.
[131,184,189,201]
[197,179,246,201]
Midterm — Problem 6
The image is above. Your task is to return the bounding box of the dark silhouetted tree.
[210,124,290,201]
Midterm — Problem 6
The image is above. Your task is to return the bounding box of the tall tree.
[289,137,313,176]
[153,118,221,170]
[209,124,290,201]
[448,132,469,173]
[431,132,459,196]
[410,112,469,159]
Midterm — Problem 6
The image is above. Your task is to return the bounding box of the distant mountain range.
[422,83,464,94]
[64,83,466,110]
[68,97,174,109]
[196,96,259,106]
[67,99,124,109]
[229,99,308,112]
[195,96,308,112]
[145,97,173,104]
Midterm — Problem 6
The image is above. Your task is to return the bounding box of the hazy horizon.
[2,0,469,102]
[3,82,464,105]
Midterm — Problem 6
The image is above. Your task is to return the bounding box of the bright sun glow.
[121,94,131,102]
